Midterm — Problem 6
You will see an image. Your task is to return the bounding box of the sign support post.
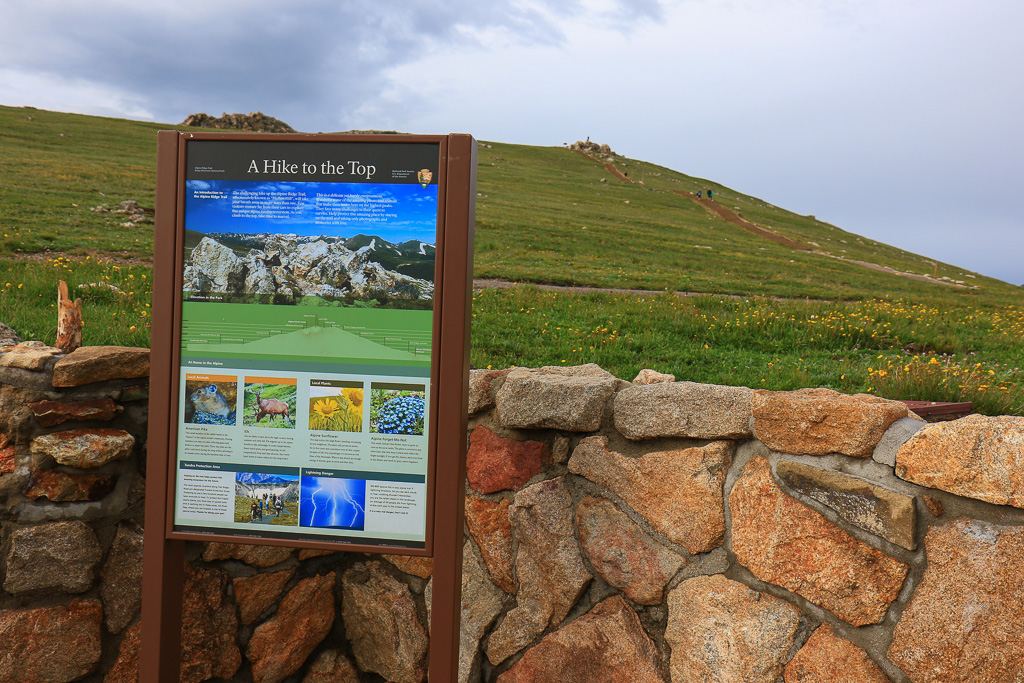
[140,130,188,681]
[426,133,476,682]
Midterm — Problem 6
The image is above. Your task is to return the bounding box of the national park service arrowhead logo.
[417,169,433,188]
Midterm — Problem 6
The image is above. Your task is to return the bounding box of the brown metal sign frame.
[142,131,475,681]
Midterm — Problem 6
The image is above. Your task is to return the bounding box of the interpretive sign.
[142,131,474,680]
[168,138,448,549]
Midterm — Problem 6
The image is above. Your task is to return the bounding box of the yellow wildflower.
[342,387,363,414]
[313,398,340,418]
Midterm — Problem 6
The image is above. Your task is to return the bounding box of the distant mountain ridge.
[236,472,292,485]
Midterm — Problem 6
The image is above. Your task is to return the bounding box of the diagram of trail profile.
[183,321,430,363]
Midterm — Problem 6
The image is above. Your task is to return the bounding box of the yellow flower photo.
[309,383,363,432]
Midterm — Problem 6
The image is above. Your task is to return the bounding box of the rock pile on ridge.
[181,112,296,133]
[569,139,615,156]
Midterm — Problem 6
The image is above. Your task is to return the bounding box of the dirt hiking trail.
[573,149,970,290]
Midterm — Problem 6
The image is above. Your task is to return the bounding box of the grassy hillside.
[0,106,160,257]
[474,141,1012,303]
[2,105,1023,413]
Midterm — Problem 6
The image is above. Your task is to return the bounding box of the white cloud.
[0,68,155,120]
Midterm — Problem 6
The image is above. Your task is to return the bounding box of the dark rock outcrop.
[181,112,296,133]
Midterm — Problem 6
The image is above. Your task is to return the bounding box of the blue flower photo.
[369,386,426,435]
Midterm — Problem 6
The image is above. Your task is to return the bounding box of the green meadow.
[2,104,1023,413]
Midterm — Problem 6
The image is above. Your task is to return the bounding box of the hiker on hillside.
[707,189,714,201]
[697,190,702,199]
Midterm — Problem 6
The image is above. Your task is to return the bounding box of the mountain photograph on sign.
[182,178,438,309]
[182,230,435,309]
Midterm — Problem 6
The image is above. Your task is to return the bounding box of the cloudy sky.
[3,0,1022,284]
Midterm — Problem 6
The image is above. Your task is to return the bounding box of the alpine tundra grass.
[2,104,1023,413]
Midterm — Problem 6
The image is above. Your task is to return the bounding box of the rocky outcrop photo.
[182,233,434,306]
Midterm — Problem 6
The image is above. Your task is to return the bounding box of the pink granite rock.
[0,600,102,683]
[0,342,59,370]
[469,367,512,415]
[888,519,1024,682]
[752,388,907,457]
[632,368,676,384]
[466,425,550,494]
[342,561,428,683]
[486,478,592,665]
[202,541,293,567]
[784,624,889,682]
[28,398,121,426]
[614,381,753,440]
[100,521,145,634]
[233,568,296,625]
[30,427,135,468]
[465,494,516,594]
[104,621,141,683]
[382,553,434,578]
[495,366,616,432]
[24,468,116,502]
[247,573,336,683]
[730,457,908,626]
[459,539,506,683]
[0,433,13,474]
[180,564,241,683]
[51,345,150,387]
[895,414,1024,508]
[302,649,360,682]
[497,596,664,683]
[4,520,102,595]
[576,496,687,605]
[568,436,732,554]
[666,575,800,683]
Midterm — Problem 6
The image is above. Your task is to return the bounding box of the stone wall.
[0,343,150,682]
[1,347,1022,682]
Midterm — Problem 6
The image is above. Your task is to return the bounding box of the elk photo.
[243,382,297,429]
